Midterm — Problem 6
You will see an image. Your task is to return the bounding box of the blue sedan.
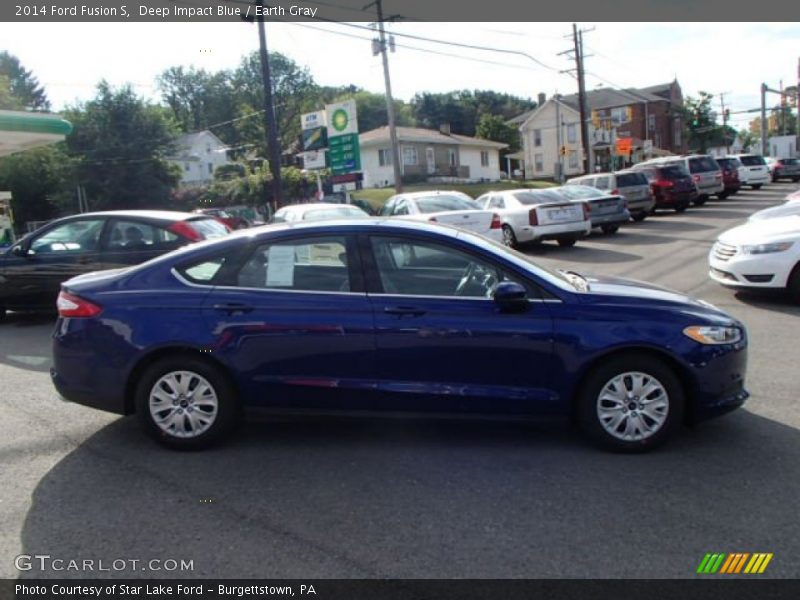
[51,220,749,452]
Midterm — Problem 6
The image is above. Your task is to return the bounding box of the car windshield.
[414,195,478,213]
[688,156,720,172]
[554,185,605,200]
[302,207,369,221]
[512,190,566,205]
[739,155,766,166]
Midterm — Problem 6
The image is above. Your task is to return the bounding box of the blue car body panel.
[51,221,748,422]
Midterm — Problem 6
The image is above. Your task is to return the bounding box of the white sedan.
[380,191,502,243]
[709,215,800,300]
[476,188,592,248]
[749,189,800,221]
[271,203,370,223]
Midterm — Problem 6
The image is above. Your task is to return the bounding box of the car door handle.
[384,306,426,317]
[213,303,254,315]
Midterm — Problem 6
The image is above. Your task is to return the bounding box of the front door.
[426,147,436,174]
[364,234,556,414]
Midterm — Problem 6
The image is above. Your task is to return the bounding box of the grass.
[351,180,556,212]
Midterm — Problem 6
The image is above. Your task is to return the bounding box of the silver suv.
[566,170,655,222]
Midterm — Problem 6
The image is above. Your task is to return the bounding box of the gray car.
[553,185,631,234]
[566,170,655,222]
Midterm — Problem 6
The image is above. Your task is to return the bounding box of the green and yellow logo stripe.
[697,552,773,574]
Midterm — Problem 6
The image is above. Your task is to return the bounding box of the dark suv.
[631,164,696,212]
[714,157,742,198]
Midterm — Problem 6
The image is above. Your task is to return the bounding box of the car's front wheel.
[576,355,685,452]
[601,224,619,234]
[751,184,762,190]
[788,263,800,303]
[631,212,647,222]
[135,356,241,450]
[693,195,707,206]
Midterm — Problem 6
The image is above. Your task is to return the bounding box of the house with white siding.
[359,125,507,188]
[168,130,231,187]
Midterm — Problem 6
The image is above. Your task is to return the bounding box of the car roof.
[391,190,472,200]
[62,209,209,222]
[276,202,365,213]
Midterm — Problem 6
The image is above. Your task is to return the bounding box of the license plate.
[547,208,575,221]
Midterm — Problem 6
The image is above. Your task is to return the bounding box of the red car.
[192,208,248,230]
[632,164,696,212]
[714,157,742,199]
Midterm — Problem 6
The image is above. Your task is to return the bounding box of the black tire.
[0,306,6,322]
[788,263,800,303]
[792,177,799,183]
[576,354,685,452]
[135,355,241,450]
[693,195,707,206]
[501,224,518,248]
[601,224,620,234]
[557,237,577,247]
[751,184,762,190]
[631,212,647,223]
[716,192,729,200]
[675,202,689,213]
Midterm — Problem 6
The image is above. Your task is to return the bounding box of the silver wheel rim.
[596,371,669,442]
[149,370,219,439]
[502,227,514,246]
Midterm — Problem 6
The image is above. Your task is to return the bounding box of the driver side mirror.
[492,281,529,313]
[11,245,28,257]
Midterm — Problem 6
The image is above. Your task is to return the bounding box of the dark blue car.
[51,220,749,452]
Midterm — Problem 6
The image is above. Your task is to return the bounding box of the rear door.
[0,217,106,310]
[100,218,187,269]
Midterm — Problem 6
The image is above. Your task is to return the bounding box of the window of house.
[648,114,656,131]
[533,129,542,147]
[534,153,544,172]
[378,148,393,166]
[448,149,457,167]
[568,150,578,168]
[402,147,418,166]
[611,107,631,124]
[480,151,489,167]
[566,124,577,143]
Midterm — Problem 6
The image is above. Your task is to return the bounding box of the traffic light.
[691,109,700,127]
[724,108,730,121]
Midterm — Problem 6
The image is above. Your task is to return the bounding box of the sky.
[0,21,798,131]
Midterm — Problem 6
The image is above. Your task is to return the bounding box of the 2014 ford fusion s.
[51,220,749,452]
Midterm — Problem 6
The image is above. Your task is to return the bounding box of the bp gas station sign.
[301,100,361,176]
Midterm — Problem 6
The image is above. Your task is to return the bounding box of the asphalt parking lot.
[1,182,799,579]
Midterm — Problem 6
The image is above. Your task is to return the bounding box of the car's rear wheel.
[792,177,799,183]
[501,224,518,248]
[557,237,577,247]
[632,212,647,222]
[675,202,688,213]
[693,195,707,206]
[135,356,240,450]
[601,224,620,234]
[716,192,729,200]
[576,355,684,452]
[751,184,762,190]
[0,306,6,322]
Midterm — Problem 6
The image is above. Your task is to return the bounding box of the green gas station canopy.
[0,110,73,157]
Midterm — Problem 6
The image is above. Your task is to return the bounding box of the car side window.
[487,196,505,209]
[106,220,182,251]
[393,200,410,216]
[370,236,528,298]
[29,219,105,254]
[380,198,396,216]
[235,235,353,292]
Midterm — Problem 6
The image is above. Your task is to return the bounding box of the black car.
[0,210,230,317]
[632,164,696,212]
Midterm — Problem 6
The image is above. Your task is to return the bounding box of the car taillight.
[168,221,204,241]
[656,179,674,188]
[57,291,102,318]
[611,188,620,195]
[714,172,722,180]
[581,202,591,219]
[528,209,538,226]
[490,213,502,229]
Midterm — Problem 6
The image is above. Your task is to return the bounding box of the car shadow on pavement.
[0,313,55,373]
[631,218,716,232]
[733,290,800,316]
[17,409,800,579]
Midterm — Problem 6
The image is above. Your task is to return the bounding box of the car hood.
[719,216,800,244]
[749,202,800,221]
[578,273,730,317]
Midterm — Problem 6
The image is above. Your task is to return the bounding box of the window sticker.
[266,245,296,287]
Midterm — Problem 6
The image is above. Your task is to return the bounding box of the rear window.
[658,165,690,179]
[688,156,720,173]
[512,190,566,205]
[556,185,604,200]
[187,217,230,239]
[414,195,478,213]
[615,172,647,186]
[780,158,798,165]
[739,155,766,166]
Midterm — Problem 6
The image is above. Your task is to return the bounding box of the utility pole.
[720,92,730,154]
[555,98,563,182]
[253,0,283,208]
[573,24,590,174]
[366,0,403,193]
[761,83,768,157]
[796,57,800,156]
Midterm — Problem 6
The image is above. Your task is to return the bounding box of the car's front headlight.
[683,326,742,345]
[741,242,793,254]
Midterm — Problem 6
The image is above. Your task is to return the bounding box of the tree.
[0,51,50,111]
[738,130,758,152]
[411,90,535,136]
[683,91,717,153]
[476,113,520,152]
[63,82,181,211]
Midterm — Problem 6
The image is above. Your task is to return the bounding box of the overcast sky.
[1,22,798,130]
